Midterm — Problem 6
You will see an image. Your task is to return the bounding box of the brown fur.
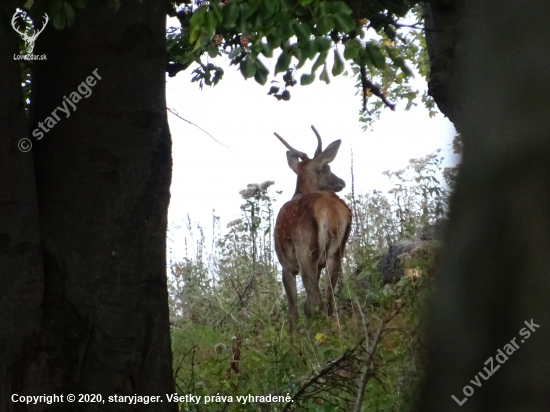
[273,129,352,334]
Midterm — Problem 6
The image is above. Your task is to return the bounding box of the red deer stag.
[274,126,352,334]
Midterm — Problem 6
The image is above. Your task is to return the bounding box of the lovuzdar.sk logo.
[11,9,48,60]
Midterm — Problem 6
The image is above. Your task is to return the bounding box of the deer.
[11,12,49,55]
[273,126,352,334]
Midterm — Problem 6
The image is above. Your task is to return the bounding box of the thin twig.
[353,303,404,412]
[282,343,363,412]
[167,107,232,151]
[356,300,369,354]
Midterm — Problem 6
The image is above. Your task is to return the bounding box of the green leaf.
[343,39,360,60]
[332,49,344,76]
[240,57,256,79]
[262,0,275,17]
[203,9,218,35]
[52,10,66,30]
[222,1,239,28]
[324,1,352,15]
[275,51,291,75]
[353,47,370,67]
[300,72,315,85]
[211,2,223,22]
[366,43,386,69]
[384,44,413,77]
[292,20,311,41]
[314,37,332,53]
[384,25,396,40]
[240,1,259,21]
[394,56,413,77]
[315,15,334,35]
[300,40,318,60]
[261,42,273,58]
[189,6,207,43]
[48,0,63,14]
[299,0,314,5]
[251,41,262,54]
[332,14,354,33]
[280,18,294,39]
[71,0,87,9]
[319,64,330,84]
[191,37,203,53]
[207,44,219,58]
[267,33,281,50]
[64,2,75,27]
[312,51,327,73]
[291,46,302,62]
[296,51,308,69]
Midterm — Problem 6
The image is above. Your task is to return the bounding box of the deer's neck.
[292,176,316,199]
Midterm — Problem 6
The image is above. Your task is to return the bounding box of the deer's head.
[274,126,346,197]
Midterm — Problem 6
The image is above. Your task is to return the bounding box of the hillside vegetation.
[168,151,455,411]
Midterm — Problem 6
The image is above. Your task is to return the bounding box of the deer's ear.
[286,151,300,174]
[314,140,341,166]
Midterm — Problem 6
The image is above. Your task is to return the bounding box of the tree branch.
[167,107,232,151]
[360,66,396,112]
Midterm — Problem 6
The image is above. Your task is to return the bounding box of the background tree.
[416,0,550,409]
[0,1,176,410]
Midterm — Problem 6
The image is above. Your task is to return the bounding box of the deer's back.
[274,191,351,269]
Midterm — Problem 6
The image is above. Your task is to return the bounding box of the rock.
[418,219,447,241]
[378,240,428,283]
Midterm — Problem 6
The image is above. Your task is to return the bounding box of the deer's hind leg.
[324,220,351,316]
[324,255,343,316]
[296,239,322,320]
[282,267,299,334]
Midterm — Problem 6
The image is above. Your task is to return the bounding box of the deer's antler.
[274,132,308,160]
[311,125,323,157]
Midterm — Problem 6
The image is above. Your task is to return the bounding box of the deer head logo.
[11,11,49,55]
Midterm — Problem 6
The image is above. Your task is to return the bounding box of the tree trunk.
[423,0,463,130]
[417,1,550,410]
[0,1,176,410]
[0,5,45,410]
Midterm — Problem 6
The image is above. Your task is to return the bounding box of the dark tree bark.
[417,0,550,410]
[0,5,45,410]
[0,1,176,410]
[423,0,463,129]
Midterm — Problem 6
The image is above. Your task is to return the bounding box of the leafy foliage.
[166,0,434,125]
[16,0,88,31]
[168,152,455,411]
[10,0,437,127]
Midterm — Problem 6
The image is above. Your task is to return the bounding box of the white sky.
[165,34,459,263]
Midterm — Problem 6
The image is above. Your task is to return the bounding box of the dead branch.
[353,303,404,412]
[167,107,232,150]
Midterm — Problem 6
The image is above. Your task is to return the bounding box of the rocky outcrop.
[378,221,445,283]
